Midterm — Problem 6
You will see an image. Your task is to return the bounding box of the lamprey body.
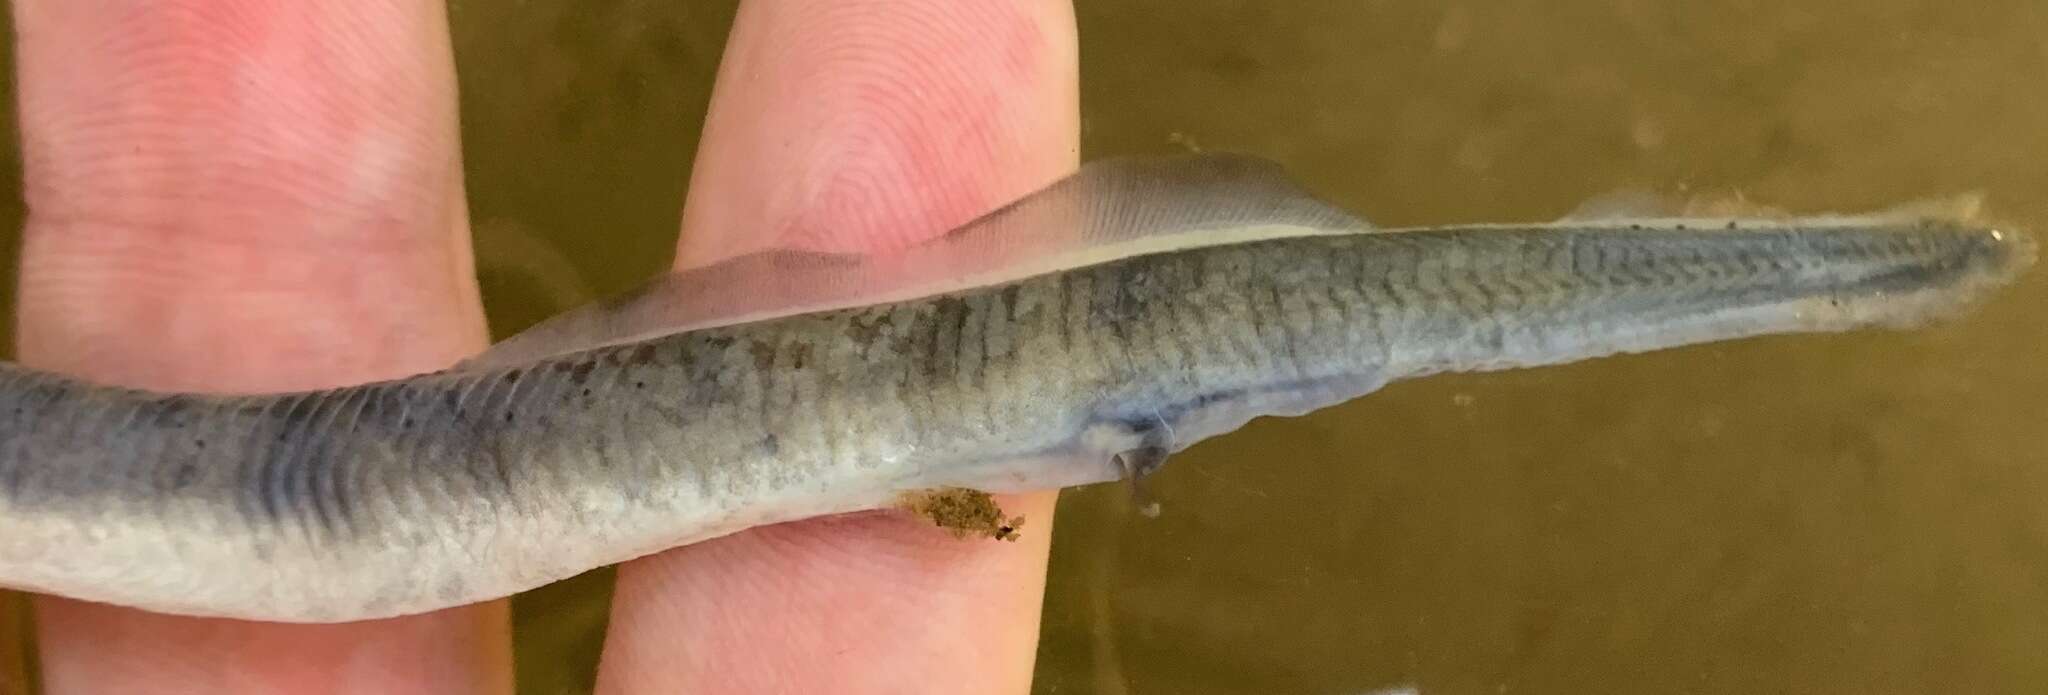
[0,155,2031,620]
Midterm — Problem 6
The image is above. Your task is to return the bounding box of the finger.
[596,1,1078,693]
[669,0,1080,267]
[12,1,508,693]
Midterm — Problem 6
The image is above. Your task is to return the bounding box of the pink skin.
[10,0,1076,693]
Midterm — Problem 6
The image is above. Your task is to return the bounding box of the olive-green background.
[3,2,2045,694]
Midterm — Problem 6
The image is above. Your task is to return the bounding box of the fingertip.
[674,0,1079,267]
[11,0,486,387]
[35,597,513,694]
[600,497,1058,693]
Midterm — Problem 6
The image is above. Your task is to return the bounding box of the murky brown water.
[3,2,2045,693]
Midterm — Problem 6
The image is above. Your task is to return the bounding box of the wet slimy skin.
[0,154,2031,621]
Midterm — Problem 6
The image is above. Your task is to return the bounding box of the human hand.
[10,0,1076,692]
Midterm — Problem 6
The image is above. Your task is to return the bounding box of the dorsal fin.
[461,153,1374,369]
[1557,187,1688,221]
[1554,187,1989,229]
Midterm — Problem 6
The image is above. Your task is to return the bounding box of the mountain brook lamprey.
[0,154,2033,622]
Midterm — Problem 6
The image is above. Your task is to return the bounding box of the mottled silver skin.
[0,216,2031,621]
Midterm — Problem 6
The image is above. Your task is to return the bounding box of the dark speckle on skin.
[1000,285,1022,322]
[169,463,199,490]
[279,395,320,433]
[563,360,597,385]
[748,341,777,371]
[788,342,812,370]
[35,383,69,409]
[932,296,972,335]
[605,343,660,367]
[152,395,195,425]
[926,296,974,381]
[844,310,894,345]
